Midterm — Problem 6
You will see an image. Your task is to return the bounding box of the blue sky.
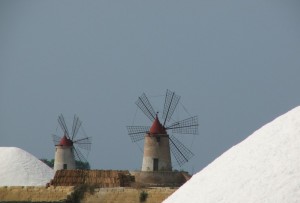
[1,1,300,173]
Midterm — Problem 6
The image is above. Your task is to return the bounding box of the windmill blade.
[71,115,82,140]
[162,89,181,126]
[127,126,150,142]
[169,135,194,167]
[73,146,88,163]
[135,93,156,122]
[58,114,70,138]
[52,134,61,145]
[166,116,198,135]
[74,137,92,151]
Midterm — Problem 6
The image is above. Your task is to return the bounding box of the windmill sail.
[135,93,156,122]
[127,126,150,142]
[71,114,82,140]
[73,146,87,163]
[162,89,180,126]
[169,135,194,167]
[52,134,62,145]
[74,137,92,151]
[166,116,198,135]
[58,114,70,137]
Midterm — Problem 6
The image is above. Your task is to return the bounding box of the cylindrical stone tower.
[54,135,76,172]
[141,116,172,171]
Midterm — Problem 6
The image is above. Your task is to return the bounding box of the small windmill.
[52,114,92,172]
[127,90,198,171]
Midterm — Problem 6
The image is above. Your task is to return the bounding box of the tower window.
[156,137,161,142]
[63,164,67,169]
[153,158,159,171]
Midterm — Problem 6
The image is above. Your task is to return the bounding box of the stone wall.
[130,171,191,187]
[82,187,177,203]
[0,186,74,202]
[0,170,185,202]
[0,186,176,203]
[51,170,134,187]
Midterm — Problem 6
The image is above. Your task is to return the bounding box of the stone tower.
[54,135,76,172]
[141,115,172,171]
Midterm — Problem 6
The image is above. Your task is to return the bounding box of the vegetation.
[65,184,96,203]
[139,190,148,202]
[40,159,54,168]
[66,184,85,203]
[40,159,90,169]
[75,160,90,169]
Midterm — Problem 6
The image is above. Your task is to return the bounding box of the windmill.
[127,90,198,172]
[52,114,92,172]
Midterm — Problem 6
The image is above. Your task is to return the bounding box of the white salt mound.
[164,106,300,203]
[0,147,54,186]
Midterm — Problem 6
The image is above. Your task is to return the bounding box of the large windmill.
[52,114,92,172]
[127,90,198,172]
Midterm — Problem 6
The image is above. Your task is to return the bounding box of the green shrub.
[139,190,148,202]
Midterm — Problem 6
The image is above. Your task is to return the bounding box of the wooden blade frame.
[74,137,92,151]
[169,135,194,167]
[162,89,180,126]
[71,115,82,140]
[73,146,88,163]
[135,93,156,122]
[127,126,150,142]
[58,114,70,138]
[52,134,61,145]
[167,116,198,135]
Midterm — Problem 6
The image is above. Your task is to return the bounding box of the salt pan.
[164,106,300,203]
[0,147,54,186]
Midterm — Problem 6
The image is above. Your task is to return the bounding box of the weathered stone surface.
[82,187,177,203]
[51,170,134,187]
[0,186,176,203]
[0,169,182,202]
[0,186,74,202]
[130,171,191,187]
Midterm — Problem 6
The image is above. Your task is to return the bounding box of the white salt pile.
[0,147,54,186]
[164,106,300,203]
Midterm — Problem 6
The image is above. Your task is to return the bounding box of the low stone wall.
[82,187,177,203]
[51,170,134,187]
[51,170,190,188]
[0,186,74,202]
[0,186,176,203]
[0,170,186,202]
[130,171,191,187]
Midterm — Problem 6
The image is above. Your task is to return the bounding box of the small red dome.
[59,135,73,146]
[149,115,167,135]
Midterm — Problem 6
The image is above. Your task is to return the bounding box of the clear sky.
[1,1,300,173]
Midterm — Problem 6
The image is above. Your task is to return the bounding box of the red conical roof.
[149,115,167,135]
[59,135,73,146]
